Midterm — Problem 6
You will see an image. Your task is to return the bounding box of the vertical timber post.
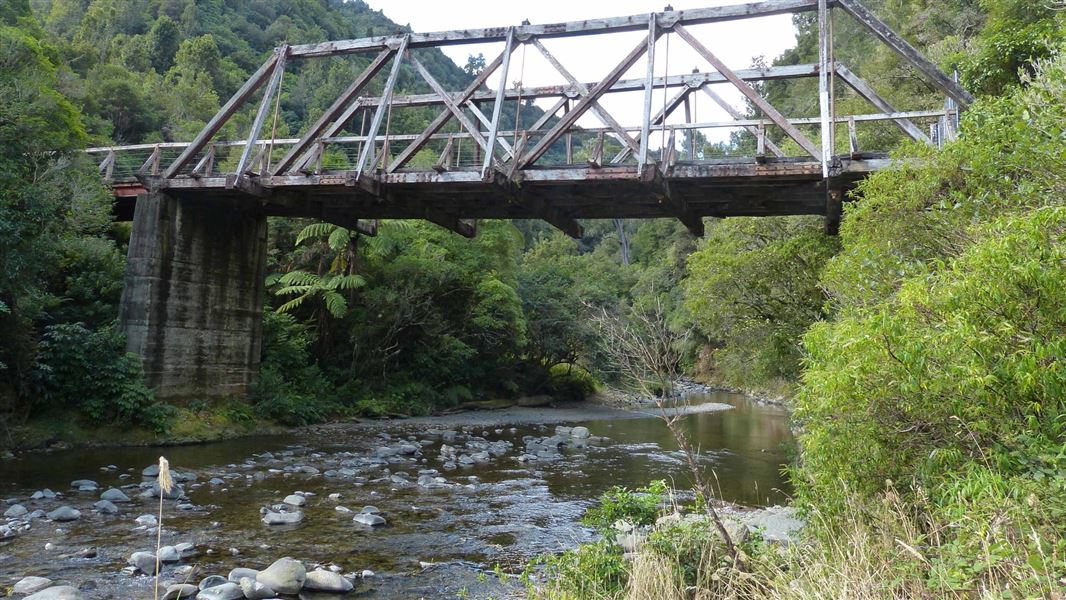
[638,13,657,170]
[818,0,832,179]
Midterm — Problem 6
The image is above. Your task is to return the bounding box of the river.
[0,391,794,599]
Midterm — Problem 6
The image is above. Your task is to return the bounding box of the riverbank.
[0,382,740,454]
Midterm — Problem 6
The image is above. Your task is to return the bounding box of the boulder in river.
[4,503,27,518]
[570,426,591,439]
[23,586,83,600]
[128,551,157,574]
[161,583,197,599]
[46,506,80,522]
[93,500,118,514]
[70,479,98,491]
[13,576,53,594]
[197,575,228,590]
[100,488,130,503]
[228,567,259,581]
[262,510,303,525]
[353,513,386,526]
[283,494,306,507]
[302,569,354,593]
[157,545,181,562]
[238,577,274,600]
[194,581,242,600]
[257,557,306,594]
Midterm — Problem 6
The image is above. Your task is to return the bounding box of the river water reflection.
[0,391,793,598]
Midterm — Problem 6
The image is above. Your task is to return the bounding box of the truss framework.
[100,0,969,238]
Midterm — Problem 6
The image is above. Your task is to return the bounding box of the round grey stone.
[256,557,306,595]
[13,576,53,594]
[46,506,80,522]
[302,569,354,593]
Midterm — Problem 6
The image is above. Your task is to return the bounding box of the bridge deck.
[113,155,886,235]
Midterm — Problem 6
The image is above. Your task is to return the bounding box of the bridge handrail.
[84,108,950,156]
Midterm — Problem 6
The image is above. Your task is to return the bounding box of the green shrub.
[30,322,173,432]
[526,539,627,600]
[547,363,599,400]
[645,517,721,587]
[582,480,668,532]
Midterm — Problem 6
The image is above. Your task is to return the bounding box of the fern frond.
[275,285,312,296]
[264,272,284,286]
[328,227,351,251]
[327,273,366,290]
[323,291,348,318]
[278,270,319,286]
[296,222,336,245]
[276,294,310,314]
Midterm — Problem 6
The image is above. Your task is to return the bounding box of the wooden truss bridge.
[93,0,969,239]
[97,0,971,403]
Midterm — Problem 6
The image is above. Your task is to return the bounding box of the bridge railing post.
[818,0,832,178]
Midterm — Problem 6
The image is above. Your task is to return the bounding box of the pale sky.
[362,0,799,146]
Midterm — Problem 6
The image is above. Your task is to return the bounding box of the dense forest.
[1,0,1065,595]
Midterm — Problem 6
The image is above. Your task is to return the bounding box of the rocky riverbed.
[0,391,797,599]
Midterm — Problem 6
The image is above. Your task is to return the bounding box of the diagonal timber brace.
[515,29,660,170]
[675,24,822,160]
[388,49,510,172]
[273,48,395,175]
[834,63,931,144]
[531,38,641,156]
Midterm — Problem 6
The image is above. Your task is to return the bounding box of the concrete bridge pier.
[119,190,267,402]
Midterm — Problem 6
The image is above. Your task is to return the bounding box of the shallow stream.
[0,391,794,598]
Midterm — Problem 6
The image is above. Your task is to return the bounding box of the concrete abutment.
[119,191,267,402]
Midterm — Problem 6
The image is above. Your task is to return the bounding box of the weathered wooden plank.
[482,28,515,177]
[847,116,858,157]
[639,15,657,168]
[834,63,931,144]
[163,52,280,178]
[355,36,409,177]
[234,46,289,180]
[675,24,822,159]
[516,31,658,170]
[836,0,973,107]
[272,48,394,175]
[818,0,832,178]
[287,0,819,57]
